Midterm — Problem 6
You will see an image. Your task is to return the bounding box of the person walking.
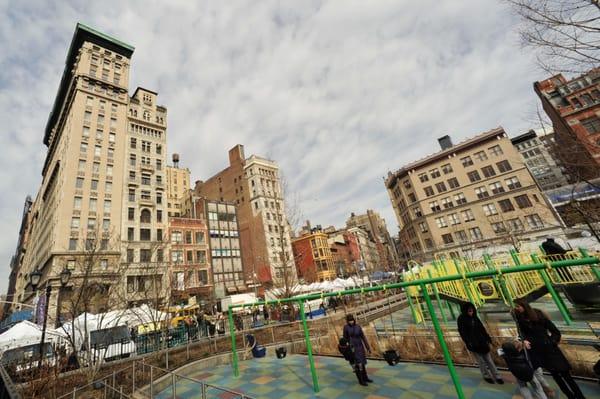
[514,299,585,399]
[343,314,372,386]
[457,302,504,384]
[501,339,547,399]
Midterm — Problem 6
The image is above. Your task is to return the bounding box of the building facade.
[385,128,564,261]
[346,210,399,270]
[346,227,380,273]
[534,70,600,181]
[167,217,211,304]
[292,230,336,283]
[166,154,191,218]
[511,130,569,191]
[11,24,169,323]
[194,145,296,288]
[327,231,361,278]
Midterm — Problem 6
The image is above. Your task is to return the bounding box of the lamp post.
[30,267,71,371]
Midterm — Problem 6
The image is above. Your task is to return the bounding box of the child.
[501,340,547,399]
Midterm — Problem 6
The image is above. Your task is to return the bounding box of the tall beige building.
[195,145,297,287]
[385,128,564,261]
[166,154,191,217]
[13,24,169,322]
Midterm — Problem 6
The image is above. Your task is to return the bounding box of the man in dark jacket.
[541,237,573,281]
[457,302,503,384]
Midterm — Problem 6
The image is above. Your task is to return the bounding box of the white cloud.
[0,0,545,291]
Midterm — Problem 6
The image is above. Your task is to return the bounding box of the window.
[157,229,163,242]
[474,151,488,161]
[69,239,78,251]
[107,148,114,159]
[128,189,135,202]
[481,165,496,178]
[424,238,434,249]
[448,213,460,225]
[447,177,460,189]
[128,207,135,221]
[156,159,162,170]
[87,218,96,230]
[171,231,182,243]
[408,193,416,203]
[195,232,204,243]
[442,233,454,244]
[492,222,506,234]
[514,194,533,209]
[489,145,503,156]
[84,111,91,121]
[156,192,162,204]
[157,210,162,223]
[525,214,544,229]
[74,196,82,210]
[424,186,435,197]
[96,129,103,140]
[89,198,97,211]
[467,170,481,182]
[76,177,84,189]
[130,138,137,149]
[97,115,104,125]
[141,174,151,185]
[581,116,600,134]
[418,173,429,183]
[127,249,134,263]
[171,250,183,263]
[127,227,134,241]
[435,217,448,228]
[71,217,80,229]
[199,269,208,285]
[140,209,151,223]
[142,141,151,152]
[92,162,100,174]
[413,207,423,218]
[498,199,515,212]
[489,182,504,195]
[461,156,474,167]
[91,179,98,190]
[140,229,151,241]
[156,144,162,154]
[455,230,468,242]
[403,180,411,189]
[429,201,441,212]
[434,182,447,193]
[461,209,475,222]
[441,164,453,174]
[507,218,525,231]
[80,142,88,153]
[106,165,113,176]
[482,203,498,216]
[430,169,441,179]
[419,222,428,233]
[185,231,193,244]
[475,186,489,199]
[105,181,112,193]
[496,160,512,173]
[94,146,101,157]
[140,249,151,262]
[109,133,115,143]
[454,192,467,205]
[505,177,522,190]
[469,227,483,240]
[441,197,454,209]
[82,126,90,137]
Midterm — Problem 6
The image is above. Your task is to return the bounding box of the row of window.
[75,176,111,192]
[171,249,207,263]
[211,248,241,258]
[130,137,162,154]
[68,238,110,251]
[209,229,240,239]
[126,248,163,263]
[416,145,504,184]
[127,227,163,242]
[129,121,165,137]
[129,188,163,204]
[70,217,111,231]
[129,153,162,170]
[127,208,163,223]
[171,230,205,244]
[128,170,163,185]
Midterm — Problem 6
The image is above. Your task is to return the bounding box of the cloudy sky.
[0,0,546,291]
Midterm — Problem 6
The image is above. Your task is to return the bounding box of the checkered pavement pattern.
[155,354,599,398]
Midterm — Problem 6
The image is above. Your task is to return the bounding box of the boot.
[362,368,373,383]
[355,365,368,386]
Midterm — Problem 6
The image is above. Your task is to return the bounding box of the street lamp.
[31,267,71,371]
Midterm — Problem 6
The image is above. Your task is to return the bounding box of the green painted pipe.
[299,300,320,392]
[446,301,456,320]
[530,254,572,325]
[483,254,513,307]
[453,258,476,305]
[227,306,239,377]
[580,248,600,281]
[427,270,448,324]
[229,257,599,311]
[406,288,420,324]
[421,283,465,399]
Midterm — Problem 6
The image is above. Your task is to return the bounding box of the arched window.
[140,208,151,223]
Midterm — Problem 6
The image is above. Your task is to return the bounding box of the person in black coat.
[541,237,573,281]
[514,299,585,399]
[457,302,503,384]
[343,314,372,386]
[501,340,547,399]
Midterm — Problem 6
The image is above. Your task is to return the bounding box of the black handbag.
[383,349,400,366]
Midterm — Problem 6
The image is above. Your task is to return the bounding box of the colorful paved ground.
[156,354,600,398]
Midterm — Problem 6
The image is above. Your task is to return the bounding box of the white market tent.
[0,321,65,352]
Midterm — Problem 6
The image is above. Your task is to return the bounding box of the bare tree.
[507,0,600,74]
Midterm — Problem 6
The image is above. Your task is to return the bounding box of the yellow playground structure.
[403,248,600,325]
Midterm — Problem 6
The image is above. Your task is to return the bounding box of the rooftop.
[43,23,135,146]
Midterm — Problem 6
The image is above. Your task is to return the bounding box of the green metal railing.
[227,255,599,399]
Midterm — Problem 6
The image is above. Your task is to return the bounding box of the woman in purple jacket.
[343,314,372,386]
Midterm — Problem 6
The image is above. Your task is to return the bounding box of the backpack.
[501,343,534,382]
[338,337,355,364]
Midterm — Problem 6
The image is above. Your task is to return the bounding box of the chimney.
[172,153,180,168]
[228,145,245,165]
[438,135,453,151]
